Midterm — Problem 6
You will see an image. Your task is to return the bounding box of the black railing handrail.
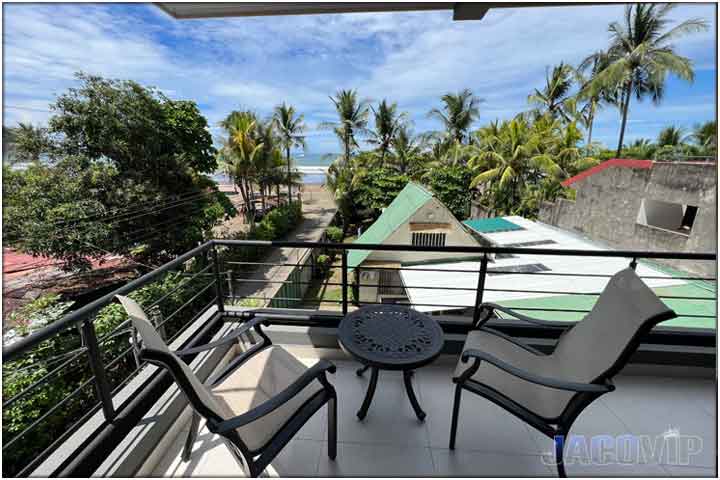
[213,239,717,260]
[3,238,715,362]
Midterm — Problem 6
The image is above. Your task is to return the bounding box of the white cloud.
[2,3,716,151]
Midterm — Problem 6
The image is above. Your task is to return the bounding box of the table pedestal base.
[356,366,426,421]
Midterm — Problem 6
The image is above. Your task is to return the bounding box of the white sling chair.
[116,295,337,477]
[449,268,676,477]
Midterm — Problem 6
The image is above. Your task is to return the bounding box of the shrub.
[325,226,343,243]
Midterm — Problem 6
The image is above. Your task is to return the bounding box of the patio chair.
[116,295,337,477]
[449,268,676,477]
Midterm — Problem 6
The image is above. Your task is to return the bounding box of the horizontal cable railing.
[1,239,716,476]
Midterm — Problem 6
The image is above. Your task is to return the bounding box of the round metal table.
[337,305,444,421]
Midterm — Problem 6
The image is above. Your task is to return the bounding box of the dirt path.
[230,185,337,305]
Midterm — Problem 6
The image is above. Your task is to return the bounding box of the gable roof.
[562,158,653,187]
[347,182,434,270]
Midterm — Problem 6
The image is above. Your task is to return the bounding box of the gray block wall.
[539,162,717,276]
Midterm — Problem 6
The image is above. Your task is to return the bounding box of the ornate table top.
[338,305,444,370]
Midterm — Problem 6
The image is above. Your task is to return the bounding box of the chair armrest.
[175,315,269,357]
[459,348,613,393]
[210,359,336,434]
[474,303,567,329]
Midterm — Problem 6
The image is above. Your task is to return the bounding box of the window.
[637,198,699,234]
[412,232,446,247]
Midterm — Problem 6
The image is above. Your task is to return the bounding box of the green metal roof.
[495,262,717,331]
[347,182,433,270]
[463,217,524,234]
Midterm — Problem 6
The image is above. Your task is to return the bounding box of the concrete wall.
[539,162,717,275]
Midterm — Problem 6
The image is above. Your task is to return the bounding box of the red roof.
[562,159,653,187]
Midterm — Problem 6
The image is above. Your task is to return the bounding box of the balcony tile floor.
[154,357,716,477]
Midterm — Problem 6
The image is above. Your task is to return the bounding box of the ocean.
[212,152,336,185]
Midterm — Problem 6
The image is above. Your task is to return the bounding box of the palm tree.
[428,89,482,144]
[389,125,423,176]
[691,121,717,155]
[322,90,369,165]
[576,50,615,146]
[657,125,688,147]
[368,100,405,166]
[468,117,563,213]
[273,103,306,204]
[587,4,708,156]
[218,111,263,219]
[528,63,575,120]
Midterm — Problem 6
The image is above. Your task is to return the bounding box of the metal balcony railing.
[1,239,716,476]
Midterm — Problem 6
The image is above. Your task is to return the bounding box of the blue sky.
[3,3,716,154]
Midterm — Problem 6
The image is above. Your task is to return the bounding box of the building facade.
[539,160,717,275]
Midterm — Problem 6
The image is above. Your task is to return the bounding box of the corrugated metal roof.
[347,183,433,270]
[463,217,524,234]
[398,216,716,330]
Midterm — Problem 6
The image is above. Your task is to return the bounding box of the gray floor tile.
[416,366,542,454]
[318,443,435,477]
[327,361,432,446]
[431,448,554,477]
[663,465,717,477]
[601,376,717,468]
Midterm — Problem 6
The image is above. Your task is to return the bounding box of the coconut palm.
[322,90,369,165]
[218,111,263,218]
[428,89,482,144]
[273,103,306,204]
[657,125,689,147]
[691,121,717,155]
[388,125,424,176]
[468,117,563,212]
[587,4,707,156]
[576,50,615,146]
[368,100,405,166]
[528,63,575,120]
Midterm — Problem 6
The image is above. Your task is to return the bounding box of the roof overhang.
[155,2,604,22]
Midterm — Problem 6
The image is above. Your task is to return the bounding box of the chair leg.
[328,394,337,460]
[555,433,567,478]
[182,411,200,462]
[449,383,463,450]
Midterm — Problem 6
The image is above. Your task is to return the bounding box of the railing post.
[211,245,225,312]
[473,254,489,326]
[80,319,116,421]
[353,267,360,306]
[629,257,638,270]
[341,250,348,315]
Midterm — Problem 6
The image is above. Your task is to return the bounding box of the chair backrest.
[551,268,676,383]
[116,295,225,422]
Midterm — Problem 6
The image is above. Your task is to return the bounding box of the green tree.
[389,125,425,177]
[368,100,405,166]
[577,50,616,146]
[469,116,563,214]
[272,103,306,203]
[586,4,707,156]
[657,125,688,147]
[323,89,369,164]
[691,121,716,155]
[218,111,264,216]
[422,164,473,220]
[528,63,575,120]
[428,89,481,144]
[7,123,49,164]
[3,74,230,270]
[353,167,409,218]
